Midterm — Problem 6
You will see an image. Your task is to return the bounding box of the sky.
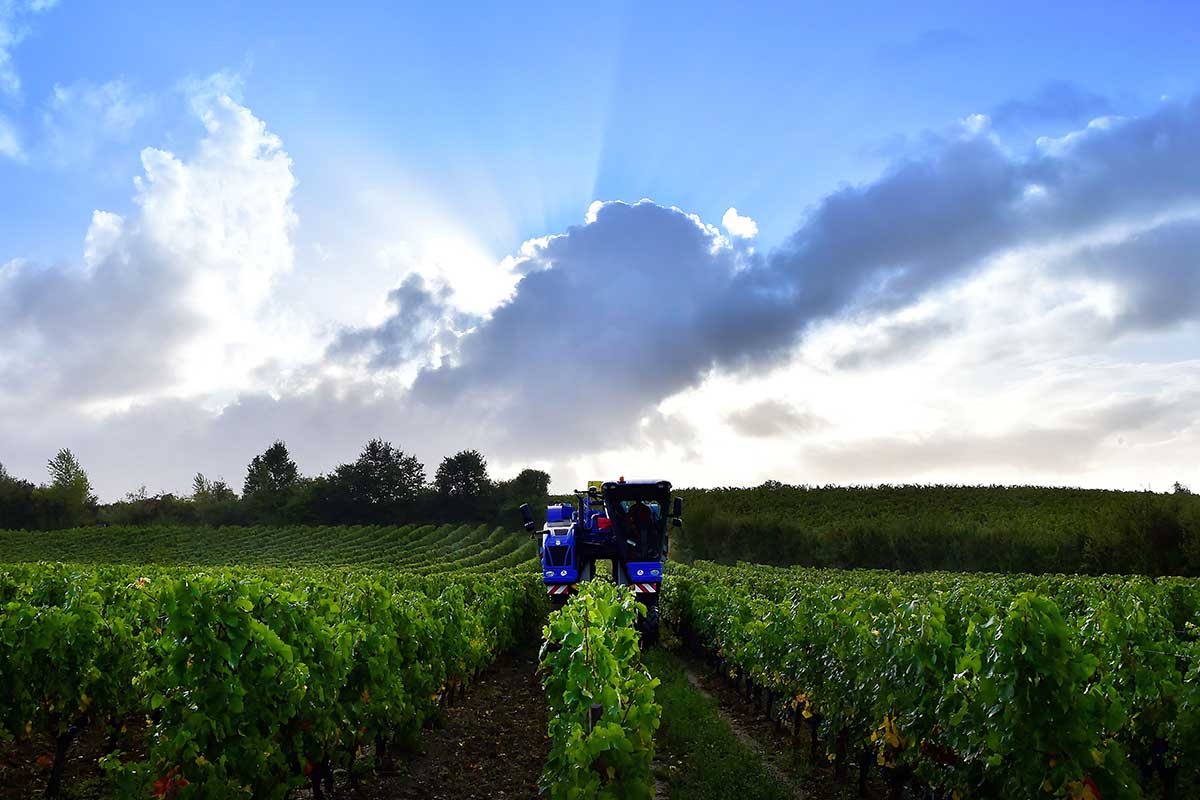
[2,1,1199,500]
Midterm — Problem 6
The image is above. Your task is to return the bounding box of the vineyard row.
[664,562,1200,799]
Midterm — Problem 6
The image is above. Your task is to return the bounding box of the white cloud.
[374,233,518,317]
[1036,115,1125,155]
[720,206,758,238]
[0,112,21,158]
[960,112,991,136]
[0,80,302,413]
[585,199,605,224]
[0,0,57,97]
[0,14,22,97]
[40,79,150,164]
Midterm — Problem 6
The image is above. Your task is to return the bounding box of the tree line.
[0,441,550,531]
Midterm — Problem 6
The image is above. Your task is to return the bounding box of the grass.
[645,643,792,800]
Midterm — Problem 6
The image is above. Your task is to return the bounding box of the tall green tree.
[243,442,300,498]
[242,442,300,522]
[433,449,494,521]
[42,448,97,528]
[434,450,491,498]
[329,439,426,522]
[501,468,551,501]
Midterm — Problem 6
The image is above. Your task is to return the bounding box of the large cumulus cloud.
[0,88,297,412]
[344,95,1200,462]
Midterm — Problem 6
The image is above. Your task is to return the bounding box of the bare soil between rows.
[370,637,548,800]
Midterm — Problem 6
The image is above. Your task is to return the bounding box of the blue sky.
[9,1,1199,258]
[2,1,1199,497]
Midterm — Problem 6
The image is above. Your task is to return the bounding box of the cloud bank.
[350,94,1200,460]
[2,84,1199,497]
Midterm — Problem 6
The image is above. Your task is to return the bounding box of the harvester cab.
[520,478,683,645]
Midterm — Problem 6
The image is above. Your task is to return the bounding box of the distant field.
[0,522,537,570]
[674,484,1200,575]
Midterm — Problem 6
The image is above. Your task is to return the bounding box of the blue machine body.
[541,529,578,583]
[546,504,573,524]
[624,561,664,583]
[538,479,676,596]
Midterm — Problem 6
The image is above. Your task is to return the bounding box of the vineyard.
[0,563,541,797]
[664,562,1200,799]
[0,523,666,800]
[674,485,1200,575]
[0,524,536,570]
[2,517,1200,799]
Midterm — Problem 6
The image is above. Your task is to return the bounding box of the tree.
[502,468,551,500]
[435,450,492,498]
[327,439,426,522]
[189,473,241,525]
[193,473,237,502]
[242,442,301,523]
[42,448,97,528]
[345,439,426,506]
[243,442,300,499]
[494,467,552,528]
[0,462,37,530]
[432,450,494,522]
[47,448,97,504]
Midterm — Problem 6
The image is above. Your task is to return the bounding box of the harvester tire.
[641,595,660,648]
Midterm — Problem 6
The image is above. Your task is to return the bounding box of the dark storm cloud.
[1067,218,1200,333]
[990,82,1113,131]
[407,201,740,454]
[336,95,1200,461]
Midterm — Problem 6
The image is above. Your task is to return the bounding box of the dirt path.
[680,666,804,799]
[676,650,885,800]
[375,638,548,800]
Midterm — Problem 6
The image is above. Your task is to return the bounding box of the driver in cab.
[626,500,654,552]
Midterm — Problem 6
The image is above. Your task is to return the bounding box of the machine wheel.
[640,594,660,648]
[550,593,570,610]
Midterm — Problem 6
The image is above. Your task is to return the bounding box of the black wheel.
[550,592,569,610]
[640,594,660,648]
